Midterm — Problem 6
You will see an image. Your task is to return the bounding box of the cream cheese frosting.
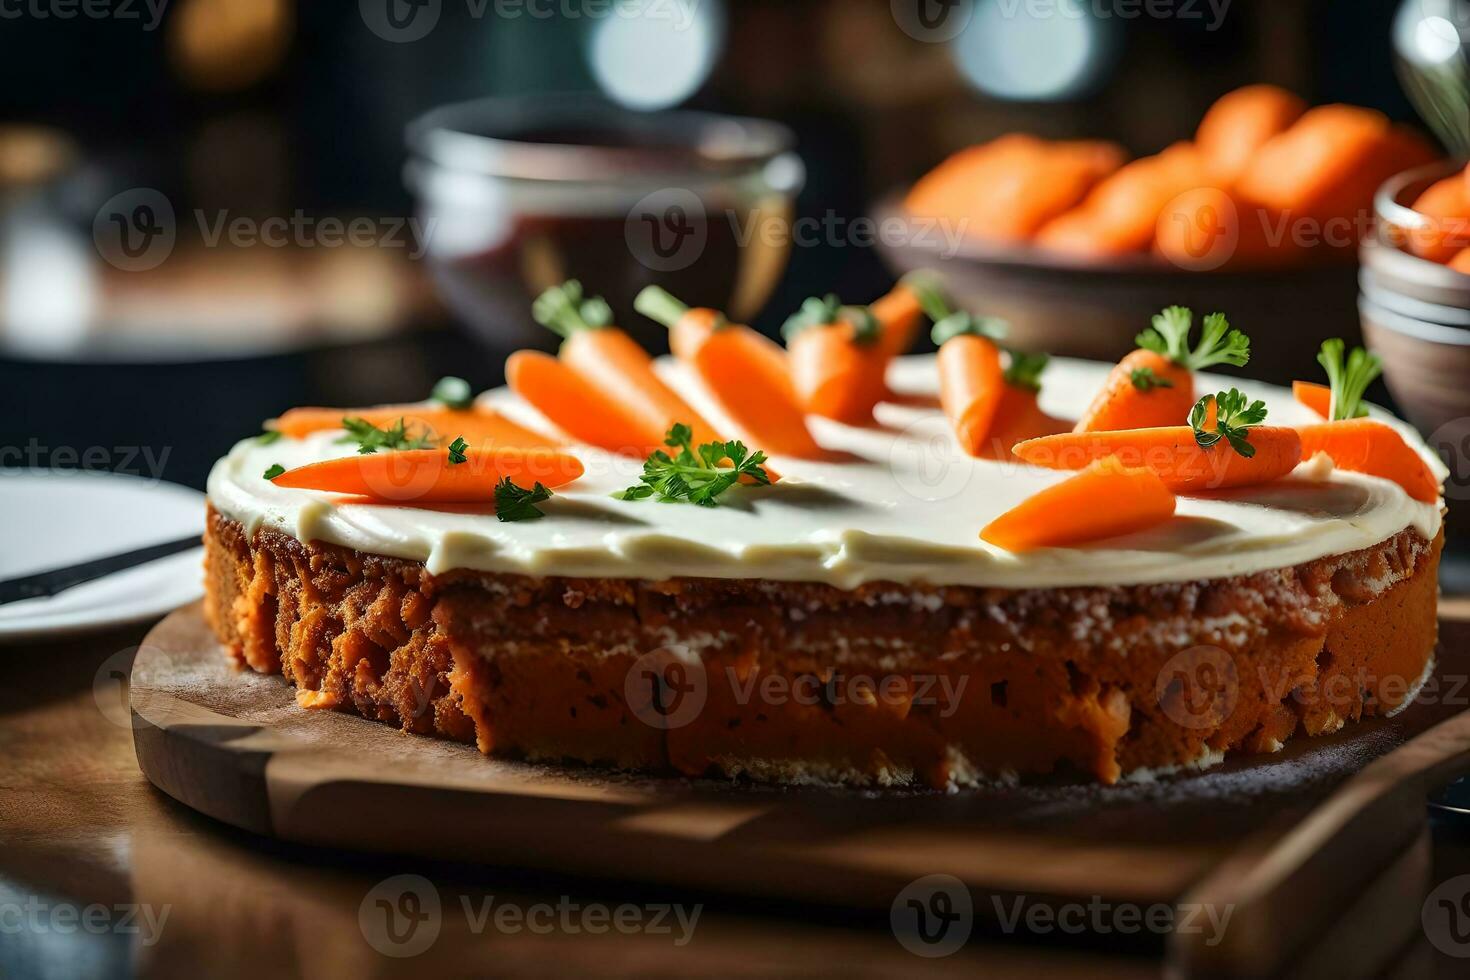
[207,356,1445,589]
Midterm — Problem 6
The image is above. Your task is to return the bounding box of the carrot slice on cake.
[982,457,1176,552]
[634,286,820,459]
[506,350,665,457]
[783,294,890,425]
[1292,339,1440,502]
[1017,389,1301,492]
[270,446,583,503]
[1075,306,1251,432]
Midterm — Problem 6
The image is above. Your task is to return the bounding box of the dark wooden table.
[5,605,1470,978]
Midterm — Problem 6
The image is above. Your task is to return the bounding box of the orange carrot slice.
[506,350,663,457]
[1298,419,1440,503]
[1195,84,1307,184]
[1075,306,1249,432]
[271,405,558,449]
[938,333,1004,456]
[533,281,723,449]
[783,294,889,425]
[982,457,1176,552]
[634,286,819,459]
[1406,175,1470,263]
[1014,425,1302,493]
[872,281,926,358]
[977,352,1069,460]
[271,447,583,503]
[1292,380,1332,419]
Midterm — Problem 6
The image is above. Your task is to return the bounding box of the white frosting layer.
[207,356,1444,589]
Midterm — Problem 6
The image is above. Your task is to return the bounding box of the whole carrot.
[505,350,664,457]
[872,277,928,358]
[271,446,584,503]
[1452,247,1470,275]
[534,281,721,448]
[1406,175,1470,263]
[1017,389,1302,493]
[634,286,820,458]
[1195,84,1307,184]
[1075,306,1250,432]
[1292,339,1440,502]
[1037,142,1207,257]
[979,352,1069,460]
[982,457,1176,552]
[783,294,890,425]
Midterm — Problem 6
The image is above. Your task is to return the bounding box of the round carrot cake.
[203,356,1446,789]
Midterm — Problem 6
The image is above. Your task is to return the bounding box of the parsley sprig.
[1137,306,1250,373]
[257,428,283,445]
[337,417,434,455]
[263,463,286,480]
[494,478,553,521]
[617,423,771,507]
[1315,338,1382,421]
[1190,388,1268,458]
[781,294,881,345]
[447,436,469,465]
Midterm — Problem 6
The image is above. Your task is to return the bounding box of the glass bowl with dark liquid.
[405,96,803,354]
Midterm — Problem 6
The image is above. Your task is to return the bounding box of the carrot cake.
[202,356,1446,788]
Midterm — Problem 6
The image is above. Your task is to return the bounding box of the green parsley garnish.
[906,275,1007,346]
[1003,350,1048,391]
[617,423,771,507]
[257,429,283,445]
[447,436,469,465]
[1137,306,1250,372]
[1129,366,1174,392]
[532,280,614,337]
[337,416,433,454]
[1190,388,1268,458]
[263,463,286,480]
[1314,338,1382,421]
[431,376,474,410]
[781,294,881,345]
[494,477,553,522]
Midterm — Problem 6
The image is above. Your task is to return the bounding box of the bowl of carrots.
[878,85,1444,384]
[1356,160,1470,461]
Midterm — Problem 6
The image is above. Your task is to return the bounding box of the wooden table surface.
[5,606,1470,978]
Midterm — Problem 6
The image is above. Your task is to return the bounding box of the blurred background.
[0,0,1449,491]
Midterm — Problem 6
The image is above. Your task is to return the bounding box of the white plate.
[0,469,205,643]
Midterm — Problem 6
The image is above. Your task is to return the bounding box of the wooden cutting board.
[131,603,1470,978]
